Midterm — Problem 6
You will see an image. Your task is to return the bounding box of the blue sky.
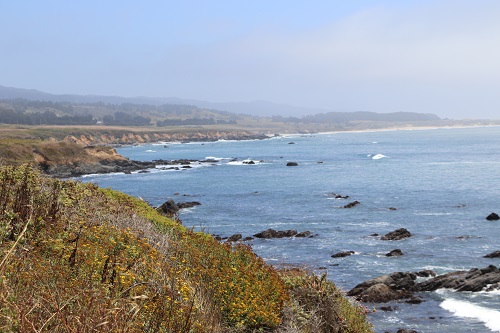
[1,0,500,119]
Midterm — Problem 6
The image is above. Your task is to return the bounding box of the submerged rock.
[331,251,355,258]
[343,200,360,208]
[386,249,404,257]
[326,193,350,199]
[253,228,312,239]
[295,231,312,237]
[484,251,500,258]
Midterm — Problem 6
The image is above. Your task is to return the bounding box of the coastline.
[277,123,500,138]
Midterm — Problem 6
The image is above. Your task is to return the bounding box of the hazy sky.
[1,0,500,119]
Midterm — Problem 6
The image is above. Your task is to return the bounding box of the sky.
[1,0,500,119]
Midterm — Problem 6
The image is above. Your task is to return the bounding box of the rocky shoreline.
[63,130,271,146]
[37,131,271,178]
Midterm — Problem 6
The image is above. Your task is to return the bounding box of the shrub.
[0,165,294,332]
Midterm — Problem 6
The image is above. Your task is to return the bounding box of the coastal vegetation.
[0,164,373,332]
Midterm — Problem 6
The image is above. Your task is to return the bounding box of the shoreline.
[277,123,500,138]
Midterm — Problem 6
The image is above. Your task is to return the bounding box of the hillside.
[3,85,485,131]
[0,165,373,332]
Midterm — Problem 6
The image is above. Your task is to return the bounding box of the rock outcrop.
[343,201,360,208]
[484,251,500,258]
[226,234,243,242]
[157,199,201,217]
[381,228,412,241]
[253,228,311,239]
[348,265,500,303]
[386,249,404,257]
[415,265,500,292]
[347,271,424,302]
[332,251,355,258]
[486,212,500,221]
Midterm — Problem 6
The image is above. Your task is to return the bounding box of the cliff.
[0,128,270,177]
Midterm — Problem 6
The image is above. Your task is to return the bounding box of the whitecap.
[227,159,261,165]
[204,156,233,161]
[371,154,387,160]
[145,149,157,153]
[440,299,500,332]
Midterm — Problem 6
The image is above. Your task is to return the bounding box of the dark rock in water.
[415,270,437,278]
[157,199,200,216]
[371,233,380,237]
[396,330,419,333]
[415,265,500,292]
[181,165,192,169]
[327,193,350,199]
[226,234,243,242]
[379,306,397,311]
[486,283,500,291]
[456,235,481,240]
[138,170,150,173]
[343,200,360,208]
[348,269,438,304]
[177,201,201,209]
[347,271,418,302]
[157,199,179,216]
[253,228,298,238]
[484,251,500,258]
[295,231,311,237]
[349,283,413,303]
[486,212,500,220]
[286,162,298,166]
[243,236,254,241]
[288,142,295,144]
[243,160,255,165]
[388,207,397,210]
[381,228,412,240]
[405,297,424,304]
[213,235,222,241]
[332,251,355,258]
[386,249,404,257]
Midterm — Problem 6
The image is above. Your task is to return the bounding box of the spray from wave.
[441,299,500,332]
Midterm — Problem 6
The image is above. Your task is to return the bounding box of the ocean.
[80,126,500,333]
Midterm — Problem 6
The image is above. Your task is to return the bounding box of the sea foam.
[371,154,387,160]
[440,299,500,332]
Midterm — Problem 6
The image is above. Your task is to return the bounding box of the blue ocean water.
[80,126,500,333]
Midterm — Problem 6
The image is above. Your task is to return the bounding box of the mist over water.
[81,126,500,332]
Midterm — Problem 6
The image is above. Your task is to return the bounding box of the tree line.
[0,99,237,127]
[0,109,96,125]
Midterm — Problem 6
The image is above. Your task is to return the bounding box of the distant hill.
[0,84,444,124]
[0,85,324,117]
